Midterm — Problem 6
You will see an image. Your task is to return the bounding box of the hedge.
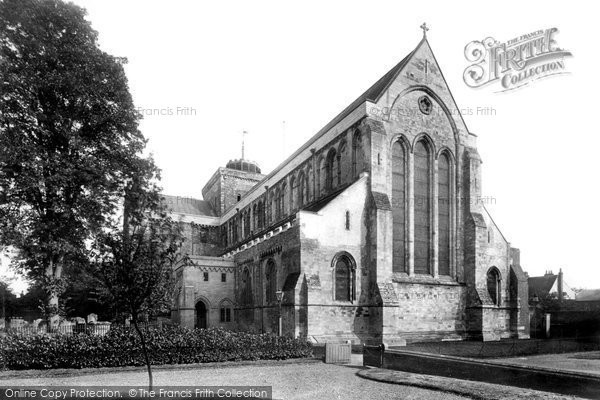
[0,326,313,370]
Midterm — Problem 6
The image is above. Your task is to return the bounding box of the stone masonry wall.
[174,257,235,329]
[386,282,467,342]
[232,225,301,336]
[174,38,530,345]
[179,222,223,257]
[221,169,264,214]
[298,176,373,343]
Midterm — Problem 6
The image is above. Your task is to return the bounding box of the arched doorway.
[195,300,208,329]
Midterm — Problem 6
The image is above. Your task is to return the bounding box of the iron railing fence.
[0,321,166,336]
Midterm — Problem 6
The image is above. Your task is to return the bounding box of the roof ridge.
[368,36,425,102]
[162,194,217,217]
[221,40,425,215]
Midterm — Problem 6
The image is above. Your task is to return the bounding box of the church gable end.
[167,31,529,344]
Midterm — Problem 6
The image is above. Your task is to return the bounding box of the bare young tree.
[92,176,189,390]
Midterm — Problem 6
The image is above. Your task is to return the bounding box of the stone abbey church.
[168,35,530,344]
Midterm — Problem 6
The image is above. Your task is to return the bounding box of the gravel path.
[0,360,468,400]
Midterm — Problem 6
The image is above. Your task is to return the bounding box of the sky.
[3,0,600,292]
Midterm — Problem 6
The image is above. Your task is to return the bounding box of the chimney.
[558,268,564,301]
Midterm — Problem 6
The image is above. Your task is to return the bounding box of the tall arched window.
[265,259,277,304]
[241,268,252,305]
[281,182,288,216]
[244,210,250,237]
[487,267,501,306]
[290,176,296,211]
[240,212,245,239]
[336,154,342,186]
[325,148,337,191]
[318,157,326,196]
[274,188,281,220]
[307,165,313,202]
[414,139,431,274]
[338,140,347,184]
[438,152,451,276]
[269,192,275,223]
[257,201,264,229]
[392,141,407,273]
[247,211,251,235]
[219,299,233,323]
[352,131,362,178]
[298,171,305,207]
[239,214,243,240]
[233,217,238,243]
[333,253,356,302]
[252,204,258,232]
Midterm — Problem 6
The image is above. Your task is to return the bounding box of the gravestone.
[50,314,60,328]
[38,321,48,332]
[59,320,73,334]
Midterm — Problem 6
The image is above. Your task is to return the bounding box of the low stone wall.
[404,337,600,358]
[380,349,600,398]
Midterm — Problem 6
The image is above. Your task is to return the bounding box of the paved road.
[0,360,468,400]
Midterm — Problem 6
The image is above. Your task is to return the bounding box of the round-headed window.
[487,267,501,306]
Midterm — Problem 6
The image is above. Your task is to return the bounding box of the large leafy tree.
[92,176,188,390]
[0,0,151,317]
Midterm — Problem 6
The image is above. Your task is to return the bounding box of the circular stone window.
[418,96,433,115]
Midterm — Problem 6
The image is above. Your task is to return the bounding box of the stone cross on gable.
[420,22,429,37]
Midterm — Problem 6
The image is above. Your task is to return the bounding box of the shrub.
[0,326,313,370]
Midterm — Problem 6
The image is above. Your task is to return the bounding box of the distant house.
[528,269,574,301]
[528,269,599,338]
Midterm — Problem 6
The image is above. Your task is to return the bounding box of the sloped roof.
[510,263,528,283]
[219,38,430,219]
[528,274,557,298]
[162,194,217,217]
[372,191,392,211]
[303,185,347,212]
[316,42,419,137]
